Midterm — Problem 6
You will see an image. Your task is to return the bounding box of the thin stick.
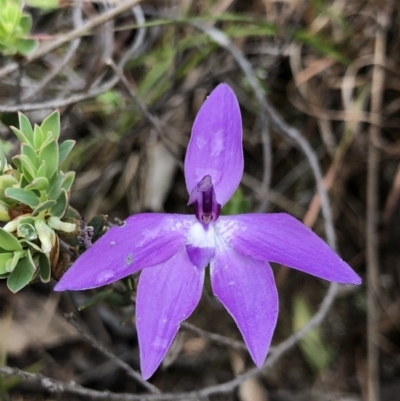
[106,58,183,168]
[366,11,388,401]
[22,1,84,101]
[181,322,247,352]
[0,0,143,80]
[64,313,161,395]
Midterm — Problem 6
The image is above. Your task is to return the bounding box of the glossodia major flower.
[55,84,361,380]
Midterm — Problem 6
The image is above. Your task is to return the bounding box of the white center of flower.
[187,221,216,248]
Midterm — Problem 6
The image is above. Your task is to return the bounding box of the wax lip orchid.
[55,84,361,380]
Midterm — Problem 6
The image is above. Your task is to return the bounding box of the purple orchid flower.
[55,84,361,380]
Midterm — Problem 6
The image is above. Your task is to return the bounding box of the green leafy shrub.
[0,111,77,292]
[0,0,38,56]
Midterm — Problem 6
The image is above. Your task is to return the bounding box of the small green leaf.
[5,187,39,208]
[0,141,7,173]
[19,239,43,252]
[49,188,68,217]
[17,154,37,181]
[32,199,56,216]
[33,125,44,149]
[21,143,39,167]
[47,172,64,199]
[37,160,46,178]
[293,296,332,372]
[19,14,32,35]
[25,0,58,10]
[17,216,35,225]
[39,140,58,179]
[35,218,55,253]
[0,228,22,251]
[18,112,34,145]
[61,171,75,192]
[7,250,36,293]
[48,173,63,200]
[10,126,29,144]
[25,176,49,191]
[59,140,75,165]
[15,38,38,55]
[40,110,60,140]
[12,155,22,171]
[6,250,24,273]
[4,2,21,28]
[0,252,14,274]
[38,252,50,282]
[17,223,37,240]
[0,174,18,198]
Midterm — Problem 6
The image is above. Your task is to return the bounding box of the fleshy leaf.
[38,252,51,282]
[60,171,75,193]
[39,140,58,179]
[6,251,24,273]
[0,252,14,274]
[10,126,29,144]
[136,248,204,379]
[32,200,57,216]
[0,141,7,173]
[21,143,39,168]
[18,223,37,240]
[48,173,63,200]
[54,214,195,291]
[25,177,49,191]
[7,250,36,293]
[59,140,75,165]
[19,14,32,35]
[210,241,278,367]
[0,227,22,251]
[33,125,44,149]
[16,154,37,181]
[5,187,39,208]
[37,161,46,178]
[40,110,60,140]
[184,84,243,206]
[49,188,68,217]
[18,113,34,145]
[15,38,38,55]
[216,214,361,284]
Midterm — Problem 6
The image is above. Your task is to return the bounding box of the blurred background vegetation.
[0,0,399,400]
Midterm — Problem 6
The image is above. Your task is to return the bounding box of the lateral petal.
[184,84,243,206]
[136,248,204,380]
[210,240,278,367]
[54,213,195,291]
[216,213,361,285]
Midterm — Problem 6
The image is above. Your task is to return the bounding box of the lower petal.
[210,241,278,367]
[136,248,204,380]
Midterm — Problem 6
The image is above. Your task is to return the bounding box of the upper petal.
[136,248,204,380]
[54,213,195,291]
[216,213,361,285]
[210,238,278,367]
[184,84,243,206]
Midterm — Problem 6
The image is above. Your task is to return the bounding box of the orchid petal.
[210,240,278,367]
[184,84,243,206]
[216,214,361,285]
[54,213,195,291]
[136,248,204,380]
